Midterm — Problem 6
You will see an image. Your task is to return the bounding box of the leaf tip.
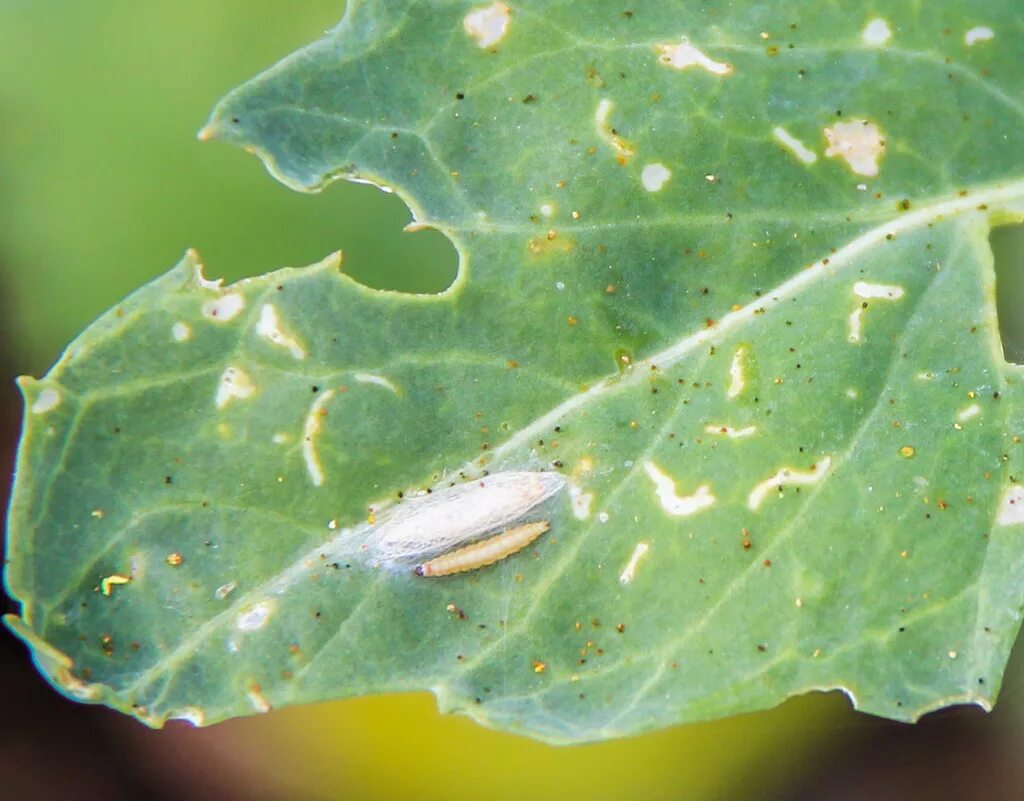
[15,375,38,397]
[196,111,236,144]
[196,122,217,142]
[176,249,223,292]
[314,250,344,276]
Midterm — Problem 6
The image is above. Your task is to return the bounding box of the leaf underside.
[5,1,1024,743]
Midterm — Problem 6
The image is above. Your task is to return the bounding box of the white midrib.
[486,179,1024,466]
[125,178,1024,704]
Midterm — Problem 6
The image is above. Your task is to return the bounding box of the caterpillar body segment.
[414,521,551,577]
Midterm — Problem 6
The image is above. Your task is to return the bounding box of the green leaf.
[6,1,1024,743]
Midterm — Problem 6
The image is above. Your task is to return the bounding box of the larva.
[415,521,550,577]
[365,470,565,569]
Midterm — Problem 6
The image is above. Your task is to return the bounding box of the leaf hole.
[327,182,458,294]
[201,178,458,295]
[992,223,1024,365]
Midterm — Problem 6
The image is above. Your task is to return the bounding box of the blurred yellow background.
[2,3,1024,800]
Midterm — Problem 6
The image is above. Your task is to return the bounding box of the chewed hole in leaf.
[326,183,457,294]
[992,223,1024,365]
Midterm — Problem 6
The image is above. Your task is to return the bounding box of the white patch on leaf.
[655,38,733,75]
[748,457,832,511]
[569,483,594,519]
[965,27,994,46]
[302,389,336,487]
[728,347,746,399]
[703,424,757,438]
[641,163,672,192]
[772,126,818,165]
[861,18,892,46]
[215,367,255,409]
[957,404,981,422]
[824,120,886,177]
[848,281,904,342]
[256,304,306,360]
[235,602,273,631]
[595,98,636,161]
[172,321,192,342]
[848,307,865,342]
[354,372,400,394]
[997,486,1024,525]
[31,388,61,414]
[854,281,905,300]
[463,2,510,48]
[643,461,716,517]
[192,261,222,291]
[214,581,237,601]
[201,292,245,323]
[619,542,650,585]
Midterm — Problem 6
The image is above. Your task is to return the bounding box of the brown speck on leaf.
[532,660,548,674]
[446,603,468,621]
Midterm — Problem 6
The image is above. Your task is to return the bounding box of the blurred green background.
[2,3,1024,800]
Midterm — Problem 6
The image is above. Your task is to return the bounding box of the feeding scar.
[848,281,905,342]
[302,389,336,486]
[748,457,832,510]
[619,542,650,585]
[772,127,818,165]
[644,461,716,517]
[728,347,746,398]
[256,304,306,360]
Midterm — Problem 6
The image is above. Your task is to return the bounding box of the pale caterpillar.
[415,521,550,577]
